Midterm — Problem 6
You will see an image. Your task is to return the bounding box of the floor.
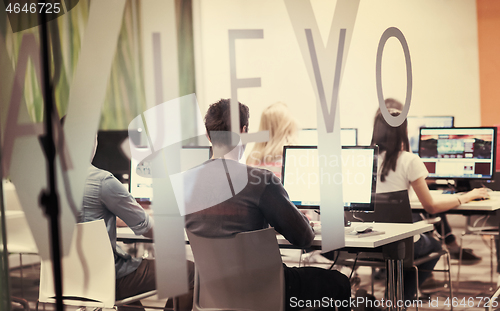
[7,214,500,310]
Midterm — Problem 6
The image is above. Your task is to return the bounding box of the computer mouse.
[354,225,373,233]
[472,196,490,201]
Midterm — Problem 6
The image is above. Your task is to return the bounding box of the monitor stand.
[344,212,351,228]
[454,179,473,193]
[436,179,473,194]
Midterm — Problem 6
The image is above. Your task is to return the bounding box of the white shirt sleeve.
[406,153,429,183]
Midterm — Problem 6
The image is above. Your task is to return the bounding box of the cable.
[352,213,365,223]
[328,251,341,270]
[349,253,359,280]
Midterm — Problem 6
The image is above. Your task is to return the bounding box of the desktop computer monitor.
[92,130,145,182]
[419,127,497,191]
[129,146,212,202]
[281,146,378,212]
[297,128,358,146]
[407,116,454,153]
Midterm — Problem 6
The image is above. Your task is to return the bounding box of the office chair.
[5,211,38,298]
[456,214,498,292]
[458,172,500,291]
[11,296,30,311]
[187,228,284,311]
[36,219,164,310]
[487,284,500,311]
[339,190,453,310]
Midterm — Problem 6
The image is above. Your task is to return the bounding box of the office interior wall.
[193,0,480,147]
[176,0,200,140]
[141,0,179,109]
[477,0,500,127]
[141,0,202,141]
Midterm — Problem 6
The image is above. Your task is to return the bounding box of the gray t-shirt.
[81,165,153,279]
[185,159,314,248]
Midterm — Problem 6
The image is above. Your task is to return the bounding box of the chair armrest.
[466,226,499,233]
[423,217,441,225]
[413,216,441,226]
[12,297,29,311]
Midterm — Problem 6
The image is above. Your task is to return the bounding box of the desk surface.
[118,222,433,249]
[277,222,432,249]
[410,190,500,212]
[117,227,150,243]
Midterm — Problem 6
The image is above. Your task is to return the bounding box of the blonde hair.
[247,102,299,165]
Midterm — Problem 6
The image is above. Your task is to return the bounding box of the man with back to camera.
[184,99,351,310]
[61,116,194,311]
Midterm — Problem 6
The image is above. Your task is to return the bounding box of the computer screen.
[281,146,378,211]
[129,146,211,202]
[407,116,454,153]
[297,128,358,146]
[92,130,142,183]
[419,127,497,181]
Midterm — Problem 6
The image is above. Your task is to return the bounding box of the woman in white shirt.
[371,108,488,301]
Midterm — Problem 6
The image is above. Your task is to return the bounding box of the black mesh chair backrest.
[345,189,412,224]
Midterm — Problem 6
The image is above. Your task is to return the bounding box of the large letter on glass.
[376,27,412,127]
[285,0,360,251]
[228,29,269,145]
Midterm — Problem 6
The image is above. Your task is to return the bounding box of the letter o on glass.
[376,27,412,127]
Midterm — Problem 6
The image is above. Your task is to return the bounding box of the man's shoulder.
[224,160,277,179]
[248,164,276,176]
[246,164,280,186]
[87,165,114,181]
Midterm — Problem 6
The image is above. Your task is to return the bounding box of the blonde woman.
[246,102,299,178]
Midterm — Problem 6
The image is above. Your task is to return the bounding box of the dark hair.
[370,109,409,182]
[204,99,249,145]
[374,98,404,124]
[384,98,404,110]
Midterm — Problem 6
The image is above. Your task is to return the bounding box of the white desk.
[117,227,146,242]
[279,222,433,311]
[277,222,432,248]
[118,222,433,246]
[410,190,500,212]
